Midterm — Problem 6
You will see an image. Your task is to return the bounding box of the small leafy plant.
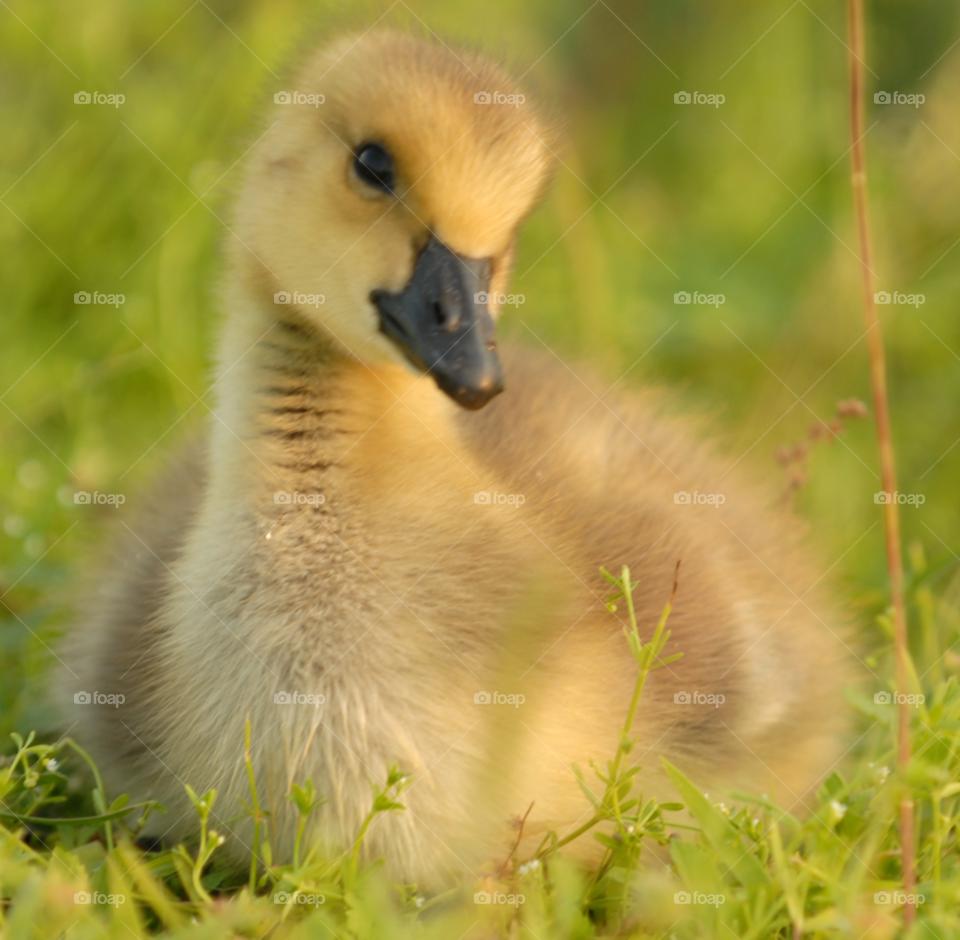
[2,555,960,938]
[526,562,686,926]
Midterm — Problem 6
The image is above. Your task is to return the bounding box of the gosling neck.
[208,282,465,501]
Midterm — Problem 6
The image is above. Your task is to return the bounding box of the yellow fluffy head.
[233,30,554,369]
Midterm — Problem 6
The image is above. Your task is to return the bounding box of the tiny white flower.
[829,800,847,821]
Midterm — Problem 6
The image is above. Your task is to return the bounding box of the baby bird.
[64,31,850,889]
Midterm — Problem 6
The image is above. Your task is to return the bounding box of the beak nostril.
[432,300,461,332]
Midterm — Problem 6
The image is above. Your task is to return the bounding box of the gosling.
[64,30,850,889]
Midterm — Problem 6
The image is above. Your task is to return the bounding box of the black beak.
[371,236,504,410]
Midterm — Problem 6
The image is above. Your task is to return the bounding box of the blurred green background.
[2,0,958,741]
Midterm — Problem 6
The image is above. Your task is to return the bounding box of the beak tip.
[443,370,504,410]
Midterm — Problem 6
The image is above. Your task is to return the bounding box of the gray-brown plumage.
[62,30,850,889]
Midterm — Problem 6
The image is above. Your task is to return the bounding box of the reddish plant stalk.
[845,0,915,922]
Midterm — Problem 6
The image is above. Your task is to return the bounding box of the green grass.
[2,561,960,938]
[3,0,960,936]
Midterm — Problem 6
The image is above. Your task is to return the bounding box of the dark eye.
[353,142,395,193]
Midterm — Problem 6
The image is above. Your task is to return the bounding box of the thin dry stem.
[497,801,535,878]
[845,0,915,922]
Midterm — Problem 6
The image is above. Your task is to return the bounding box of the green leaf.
[817,771,846,803]
[670,837,724,893]
[107,793,130,813]
[843,687,898,729]
[573,763,601,807]
[593,832,621,850]
[0,805,145,825]
[662,758,768,886]
[651,652,684,670]
[287,779,325,817]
